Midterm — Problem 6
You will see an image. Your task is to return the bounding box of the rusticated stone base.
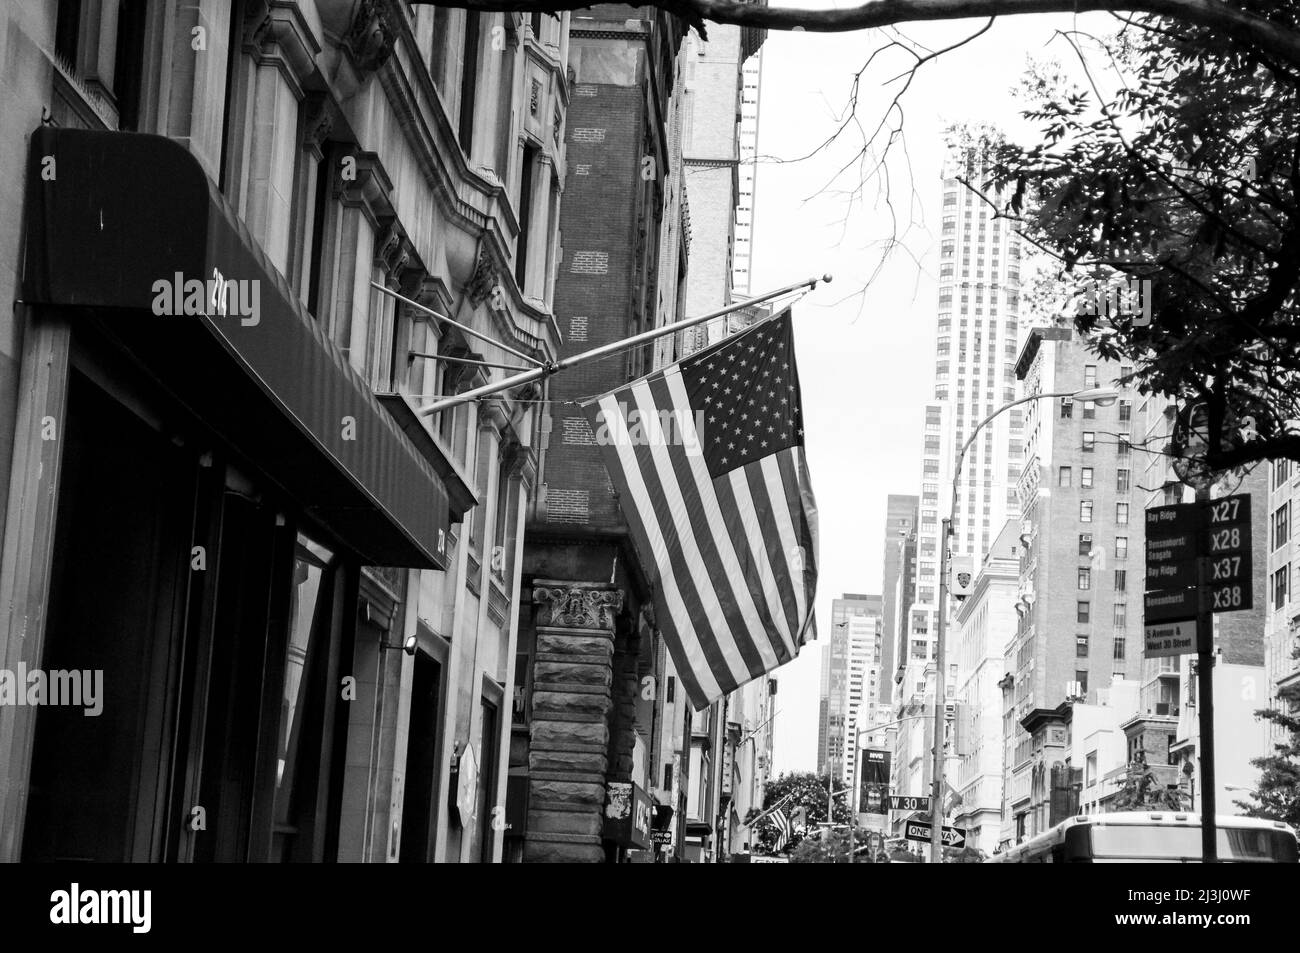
[523,581,622,863]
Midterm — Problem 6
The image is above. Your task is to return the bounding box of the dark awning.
[22,127,457,570]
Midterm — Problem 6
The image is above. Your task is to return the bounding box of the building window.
[1078,533,1093,556]
[113,0,149,132]
[1060,398,1073,419]
[1076,634,1089,657]
[1080,501,1093,522]
[1118,434,1131,459]
[515,143,539,288]
[1078,601,1090,623]
[1059,466,1072,487]
[1082,432,1096,453]
[1116,503,1130,525]
[55,0,80,63]
[1078,567,1091,590]
[1084,365,1097,388]
[1081,467,1094,489]
[663,762,674,790]
[1167,736,1179,766]
[1273,503,1290,550]
[1113,637,1126,660]
[1116,469,1130,492]
[1276,459,1291,489]
[1082,401,1096,420]
[666,676,676,704]
[1273,565,1289,610]
[1115,569,1127,592]
[1119,400,1132,423]
[458,13,482,153]
[1115,536,1128,559]
[1113,603,1127,627]
[1075,670,1089,695]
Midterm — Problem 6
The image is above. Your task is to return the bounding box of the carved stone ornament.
[533,585,624,630]
[346,0,396,73]
[243,8,273,51]
[466,249,498,307]
[303,94,334,152]
[375,220,403,270]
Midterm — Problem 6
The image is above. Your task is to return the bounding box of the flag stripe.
[626,380,753,690]
[739,461,803,656]
[715,467,794,665]
[656,370,783,678]
[593,395,720,705]
[760,454,810,628]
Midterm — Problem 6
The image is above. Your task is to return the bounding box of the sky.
[747,8,1117,776]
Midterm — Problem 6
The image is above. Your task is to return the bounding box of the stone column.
[524,581,623,862]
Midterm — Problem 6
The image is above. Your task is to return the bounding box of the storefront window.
[272,535,335,860]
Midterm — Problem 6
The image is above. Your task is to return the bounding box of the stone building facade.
[0,0,565,863]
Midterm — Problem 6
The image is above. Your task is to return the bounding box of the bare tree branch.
[432,1,1300,71]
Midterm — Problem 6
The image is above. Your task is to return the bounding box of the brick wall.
[543,80,646,532]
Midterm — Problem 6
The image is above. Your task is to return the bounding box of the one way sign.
[903,820,967,848]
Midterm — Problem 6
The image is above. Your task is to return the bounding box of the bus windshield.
[1087,825,1299,862]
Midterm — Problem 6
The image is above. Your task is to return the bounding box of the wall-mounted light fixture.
[380,634,418,656]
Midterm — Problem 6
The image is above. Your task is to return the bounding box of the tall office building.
[913,137,1026,643]
[881,495,918,705]
[819,594,884,786]
[1003,325,1146,838]
[897,138,1026,814]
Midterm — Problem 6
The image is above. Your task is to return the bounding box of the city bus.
[987,813,1299,863]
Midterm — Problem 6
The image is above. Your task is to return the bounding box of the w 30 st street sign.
[885,795,931,812]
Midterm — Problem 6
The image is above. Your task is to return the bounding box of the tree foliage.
[789,827,863,863]
[1236,645,1300,827]
[971,3,1300,471]
[746,770,853,855]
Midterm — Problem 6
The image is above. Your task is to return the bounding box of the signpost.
[1143,491,1254,864]
[1143,494,1253,657]
[903,820,966,849]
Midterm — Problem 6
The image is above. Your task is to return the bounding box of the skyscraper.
[913,135,1026,642]
[820,594,884,786]
[881,495,918,705]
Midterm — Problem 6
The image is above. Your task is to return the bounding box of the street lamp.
[928,384,1120,862]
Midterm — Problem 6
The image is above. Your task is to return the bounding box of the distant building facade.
[1005,325,1145,841]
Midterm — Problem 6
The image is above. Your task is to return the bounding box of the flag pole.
[415,274,832,416]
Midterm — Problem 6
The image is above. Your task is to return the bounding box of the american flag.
[581,308,818,709]
[751,793,796,850]
[771,807,793,851]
